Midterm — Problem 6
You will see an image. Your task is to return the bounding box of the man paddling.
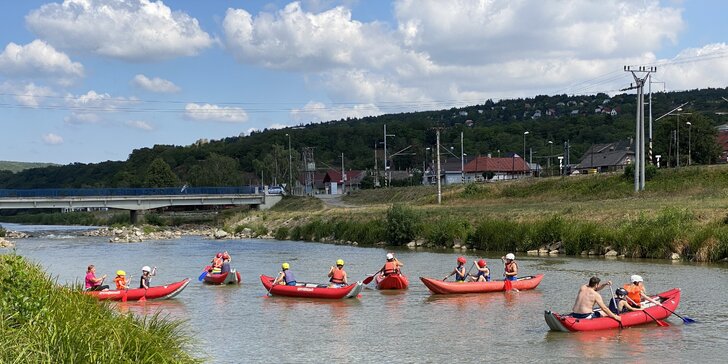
[570,276,621,322]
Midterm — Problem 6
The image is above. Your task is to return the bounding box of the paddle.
[363,269,382,285]
[444,262,473,281]
[626,296,668,327]
[608,285,624,329]
[198,266,211,281]
[660,303,696,324]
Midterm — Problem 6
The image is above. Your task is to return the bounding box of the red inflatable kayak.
[203,270,242,285]
[375,273,409,290]
[420,274,544,294]
[260,275,363,299]
[85,278,190,301]
[544,288,681,332]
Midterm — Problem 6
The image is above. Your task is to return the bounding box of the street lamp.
[676,108,682,167]
[686,121,692,166]
[523,131,529,164]
[286,133,292,195]
[548,140,553,176]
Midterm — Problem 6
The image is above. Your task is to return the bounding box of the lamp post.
[686,121,692,166]
[425,147,432,184]
[676,108,682,167]
[548,140,553,176]
[286,133,292,195]
[523,131,529,162]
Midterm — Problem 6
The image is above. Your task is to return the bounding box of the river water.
[4,223,727,363]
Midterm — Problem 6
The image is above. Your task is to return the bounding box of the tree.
[186,153,242,186]
[143,158,180,187]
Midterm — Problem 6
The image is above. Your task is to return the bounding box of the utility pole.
[460,131,464,183]
[383,124,395,187]
[623,65,656,192]
[436,129,442,204]
[286,133,292,195]
[341,153,345,194]
[374,141,379,187]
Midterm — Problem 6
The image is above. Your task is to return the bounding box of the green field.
[0,160,57,173]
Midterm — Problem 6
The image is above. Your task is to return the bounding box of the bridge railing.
[0,186,259,198]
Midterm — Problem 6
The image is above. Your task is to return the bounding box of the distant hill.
[0,87,725,189]
[0,161,58,173]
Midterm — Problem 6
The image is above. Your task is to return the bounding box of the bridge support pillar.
[130,209,145,225]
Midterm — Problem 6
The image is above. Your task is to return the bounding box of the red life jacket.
[383,261,397,275]
[505,261,517,274]
[330,268,346,284]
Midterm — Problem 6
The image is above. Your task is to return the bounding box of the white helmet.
[386,253,394,260]
[142,266,151,273]
[505,253,515,260]
[630,274,643,283]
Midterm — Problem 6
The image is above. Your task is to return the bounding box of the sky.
[0,0,727,164]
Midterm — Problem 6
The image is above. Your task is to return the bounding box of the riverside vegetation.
[3,165,728,262]
[0,254,200,363]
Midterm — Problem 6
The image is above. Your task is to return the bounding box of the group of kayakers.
[442,253,517,283]
[208,251,232,274]
[570,274,663,322]
[271,252,406,288]
[84,264,156,291]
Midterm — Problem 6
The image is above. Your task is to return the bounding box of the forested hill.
[1,88,726,189]
[0,161,57,173]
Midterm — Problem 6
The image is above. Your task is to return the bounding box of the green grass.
[0,255,200,363]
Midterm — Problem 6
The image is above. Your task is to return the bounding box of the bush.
[623,162,657,181]
[0,224,5,237]
[470,219,527,251]
[561,222,612,255]
[386,204,420,245]
[144,213,165,226]
[425,217,470,247]
[274,226,289,240]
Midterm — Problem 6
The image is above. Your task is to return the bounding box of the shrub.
[425,217,471,247]
[0,224,5,237]
[144,213,165,226]
[386,204,420,245]
[470,219,527,251]
[561,222,612,255]
[274,226,289,240]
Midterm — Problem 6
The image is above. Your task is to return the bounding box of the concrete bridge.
[0,187,282,223]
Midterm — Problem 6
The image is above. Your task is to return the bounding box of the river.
[4,223,727,363]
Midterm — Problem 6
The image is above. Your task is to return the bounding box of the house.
[459,111,468,116]
[576,140,634,173]
[532,110,542,119]
[465,119,474,127]
[423,157,470,185]
[324,170,366,194]
[717,124,728,162]
[462,155,531,182]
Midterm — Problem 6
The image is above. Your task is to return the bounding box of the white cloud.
[26,0,213,62]
[64,112,101,125]
[222,2,426,72]
[184,103,248,123]
[65,90,136,109]
[0,40,84,83]
[290,101,383,123]
[393,0,683,64]
[658,43,728,91]
[42,133,63,145]
[0,82,57,108]
[132,74,180,93]
[125,120,154,131]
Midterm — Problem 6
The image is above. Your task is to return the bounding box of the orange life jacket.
[212,257,223,269]
[505,261,517,274]
[383,261,398,275]
[330,268,346,284]
[624,284,642,307]
[114,277,128,290]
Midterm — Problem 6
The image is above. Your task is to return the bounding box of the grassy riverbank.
[221,165,728,262]
[0,254,200,363]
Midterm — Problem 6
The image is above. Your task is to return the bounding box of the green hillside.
[0,161,57,173]
[0,87,726,189]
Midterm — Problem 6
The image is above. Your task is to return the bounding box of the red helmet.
[216,252,223,258]
[477,259,486,268]
[457,256,466,264]
[222,252,230,259]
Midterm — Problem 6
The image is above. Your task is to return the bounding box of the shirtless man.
[570,276,621,322]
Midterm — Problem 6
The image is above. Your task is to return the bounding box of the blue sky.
[0,0,726,164]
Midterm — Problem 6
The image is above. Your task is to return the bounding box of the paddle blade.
[504,279,513,291]
[122,290,127,303]
[363,275,375,285]
[198,271,208,282]
[656,319,669,327]
[138,296,146,302]
[682,316,697,324]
